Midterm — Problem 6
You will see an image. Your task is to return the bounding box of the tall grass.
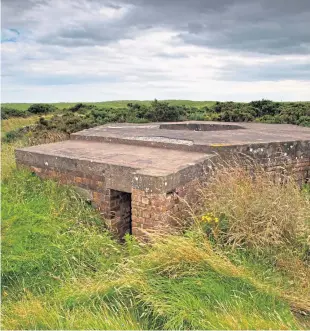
[2,169,309,329]
[197,166,310,250]
[2,227,303,329]
[1,116,40,136]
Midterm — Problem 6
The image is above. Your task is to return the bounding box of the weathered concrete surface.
[72,121,310,152]
[15,121,310,238]
[16,140,213,193]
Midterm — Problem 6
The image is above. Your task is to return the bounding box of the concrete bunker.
[15,121,310,239]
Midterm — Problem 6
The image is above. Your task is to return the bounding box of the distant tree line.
[2,99,310,142]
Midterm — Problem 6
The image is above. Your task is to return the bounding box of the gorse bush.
[206,100,310,126]
[1,107,31,119]
[144,99,185,122]
[2,126,32,143]
[68,102,96,113]
[27,103,57,114]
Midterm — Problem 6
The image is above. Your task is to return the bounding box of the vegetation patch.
[3,99,310,144]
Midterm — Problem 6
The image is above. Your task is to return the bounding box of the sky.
[1,0,310,103]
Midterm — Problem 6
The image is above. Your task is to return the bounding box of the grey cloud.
[1,0,48,26]
[2,72,123,86]
[156,52,188,59]
[39,25,132,47]
[3,0,310,55]
[218,62,310,81]
[120,0,310,55]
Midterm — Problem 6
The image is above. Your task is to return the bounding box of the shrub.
[68,103,95,113]
[209,102,256,122]
[27,103,57,114]
[2,127,32,143]
[1,107,30,119]
[249,99,281,117]
[144,99,183,122]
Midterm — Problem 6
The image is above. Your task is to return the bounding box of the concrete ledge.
[15,140,213,193]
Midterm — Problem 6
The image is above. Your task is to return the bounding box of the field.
[2,100,216,111]
[1,100,310,330]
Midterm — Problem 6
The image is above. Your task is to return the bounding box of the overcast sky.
[1,0,310,102]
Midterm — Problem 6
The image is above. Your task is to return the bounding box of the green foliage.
[68,103,95,113]
[2,126,32,143]
[143,99,184,122]
[37,113,94,134]
[1,100,216,111]
[27,103,57,114]
[3,99,310,144]
[208,100,310,126]
[1,107,31,119]
[2,100,309,126]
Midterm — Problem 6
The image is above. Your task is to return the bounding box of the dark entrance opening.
[109,190,132,238]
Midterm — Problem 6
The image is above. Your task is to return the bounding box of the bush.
[144,99,184,122]
[249,99,281,117]
[68,103,95,113]
[207,100,310,126]
[27,103,57,114]
[36,113,94,134]
[2,127,32,143]
[3,100,310,145]
[1,107,30,119]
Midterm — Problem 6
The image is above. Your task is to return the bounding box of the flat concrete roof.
[17,140,210,174]
[15,139,213,193]
[72,121,310,151]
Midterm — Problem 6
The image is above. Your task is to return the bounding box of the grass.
[197,166,310,250]
[2,100,216,111]
[1,115,310,329]
[1,116,40,136]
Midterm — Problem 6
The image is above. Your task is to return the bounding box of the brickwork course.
[15,121,310,238]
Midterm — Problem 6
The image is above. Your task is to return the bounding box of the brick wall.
[131,179,200,237]
[25,166,131,238]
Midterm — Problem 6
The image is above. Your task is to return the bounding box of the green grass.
[1,116,40,136]
[1,171,122,293]
[2,100,216,111]
[4,100,310,111]
[1,174,301,329]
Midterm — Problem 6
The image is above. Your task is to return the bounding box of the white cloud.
[99,4,131,19]
[1,0,310,102]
